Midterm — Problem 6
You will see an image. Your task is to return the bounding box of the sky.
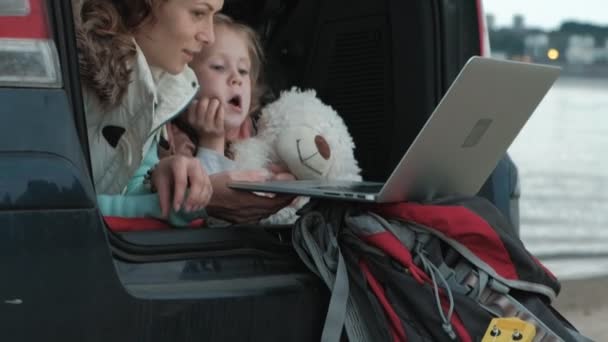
[483,0,608,30]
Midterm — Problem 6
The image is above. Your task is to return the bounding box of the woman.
[77,0,291,223]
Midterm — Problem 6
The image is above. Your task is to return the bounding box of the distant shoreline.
[553,63,608,79]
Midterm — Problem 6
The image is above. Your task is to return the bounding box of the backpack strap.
[292,210,371,342]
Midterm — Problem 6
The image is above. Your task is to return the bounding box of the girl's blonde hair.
[207,14,267,115]
[75,0,162,108]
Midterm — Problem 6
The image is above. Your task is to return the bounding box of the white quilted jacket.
[83,44,199,194]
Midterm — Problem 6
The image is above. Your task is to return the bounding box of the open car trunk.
[0,0,519,341]
[108,0,520,339]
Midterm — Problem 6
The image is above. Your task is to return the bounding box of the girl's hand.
[186,97,225,152]
[268,163,296,181]
[152,155,213,217]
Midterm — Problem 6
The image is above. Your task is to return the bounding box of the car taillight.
[476,0,491,57]
[0,0,61,88]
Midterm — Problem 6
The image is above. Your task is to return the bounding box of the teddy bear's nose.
[315,135,331,160]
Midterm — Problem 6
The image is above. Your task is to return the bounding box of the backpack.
[292,196,591,342]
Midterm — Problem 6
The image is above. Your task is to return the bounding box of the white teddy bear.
[231,87,362,224]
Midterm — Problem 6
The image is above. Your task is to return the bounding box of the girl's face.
[191,25,253,135]
[134,0,224,75]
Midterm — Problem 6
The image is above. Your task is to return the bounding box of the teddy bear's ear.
[315,135,331,160]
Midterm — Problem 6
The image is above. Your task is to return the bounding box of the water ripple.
[508,76,608,279]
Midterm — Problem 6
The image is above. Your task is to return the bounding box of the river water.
[508,76,608,279]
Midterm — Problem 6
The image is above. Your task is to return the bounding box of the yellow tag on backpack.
[481,317,536,342]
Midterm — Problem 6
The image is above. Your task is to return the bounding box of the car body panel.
[0,0,518,340]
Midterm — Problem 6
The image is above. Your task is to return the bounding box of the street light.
[547,48,560,61]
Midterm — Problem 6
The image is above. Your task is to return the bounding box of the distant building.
[524,34,549,61]
[593,38,608,64]
[513,15,525,31]
[487,17,608,66]
[486,14,496,31]
[566,35,595,64]
[490,51,508,60]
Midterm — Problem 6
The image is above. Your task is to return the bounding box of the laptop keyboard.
[315,183,383,194]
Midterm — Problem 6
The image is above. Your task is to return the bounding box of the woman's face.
[191,25,253,135]
[134,0,224,75]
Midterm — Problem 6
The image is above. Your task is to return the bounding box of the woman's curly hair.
[75,0,158,109]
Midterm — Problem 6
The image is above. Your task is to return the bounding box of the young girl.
[169,14,267,174]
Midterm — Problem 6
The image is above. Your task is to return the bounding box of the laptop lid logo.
[462,118,493,148]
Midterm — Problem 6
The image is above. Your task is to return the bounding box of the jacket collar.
[130,41,199,137]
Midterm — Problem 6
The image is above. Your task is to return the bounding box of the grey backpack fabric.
[293,207,387,342]
[292,198,591,342]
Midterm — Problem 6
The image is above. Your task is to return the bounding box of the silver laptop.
[229,57,560,203]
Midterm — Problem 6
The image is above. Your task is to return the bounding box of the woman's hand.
[186,97,225,152]
[152,155,213,217]
[206,169,296,223]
